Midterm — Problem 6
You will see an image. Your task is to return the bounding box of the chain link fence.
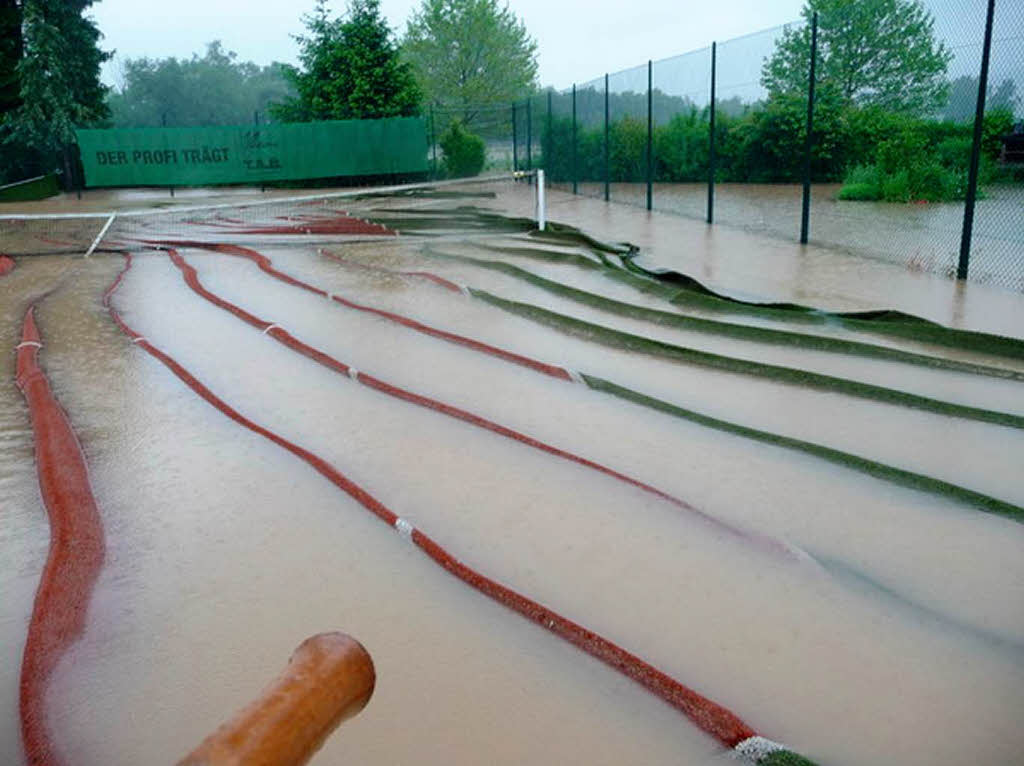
[526,0,1022,292]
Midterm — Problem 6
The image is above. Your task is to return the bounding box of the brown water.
[485,184,1024,338]
[2,187,1024,766]
[559,182,1024,293]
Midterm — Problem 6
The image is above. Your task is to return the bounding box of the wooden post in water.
[178,633,375,766]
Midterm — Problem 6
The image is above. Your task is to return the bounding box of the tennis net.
[0,172,544,258]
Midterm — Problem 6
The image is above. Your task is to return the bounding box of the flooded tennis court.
[2,178,1023,765]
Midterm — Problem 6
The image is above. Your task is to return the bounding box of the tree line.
[0,0,540,184]
[1,0,1019,192]
[543,0,1020,202]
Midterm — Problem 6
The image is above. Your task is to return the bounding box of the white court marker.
[458,284,473,298]
[733,736,785,763]
[347,367,360,381]
[130,337,148,344]
[16,341,42,349]
[394,518,415,542]
[565,368,586,385]
[262,324,281,335]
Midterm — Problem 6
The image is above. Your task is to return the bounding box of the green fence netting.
[75,117,428,187]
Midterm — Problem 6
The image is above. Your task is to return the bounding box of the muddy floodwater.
[2,182,1024,766]
[557,182,1024,292]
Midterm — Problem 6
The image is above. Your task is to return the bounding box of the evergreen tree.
[0,0,22,115]
[272,0,420,122]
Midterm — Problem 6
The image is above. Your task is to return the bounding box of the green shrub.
[982,108,1014,161]
[541,95,1016,195]
[837,182,880,200]
[845,164,881,187]
[609,116,647,182]
[439,120,485,178]
[934,137,971,172]
[914,163,957,202]
[838,164,882,200]
[655,109,709,182]
[881,170,912,202]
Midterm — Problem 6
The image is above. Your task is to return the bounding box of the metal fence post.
[958,0,996,281]
[546,90,552,169]
[572,83,578,195]
[526,98,532,171]
[800,11,818,244]
[162,111,174,197]
[646,59,653,211]
[512,103,519,172]
[604,73,610,202]
[429,104,438,179]
[60,145,73,193]
[707,41,717,224]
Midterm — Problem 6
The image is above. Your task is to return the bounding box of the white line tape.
[565,368,586,385]
[262,324,281,335]
[733,736,786,763]
[347,367,359,381]
[458,284,473,298]
[130,337,147,344]
[394,518,415,542]
[16,341,42,349]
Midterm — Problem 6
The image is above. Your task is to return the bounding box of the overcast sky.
[92,0,807,91]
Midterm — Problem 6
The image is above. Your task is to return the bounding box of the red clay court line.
[145,239,575,381]
[320,248,464,293]
[102,251,771,753]
[181,210,396,237]
[15,305,105,766]
[162,247,793,558]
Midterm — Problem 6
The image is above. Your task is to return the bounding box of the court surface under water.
[2,182,1024,765]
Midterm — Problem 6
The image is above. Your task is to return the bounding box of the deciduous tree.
[762,0,952,115]
[0,0,109,183]
[107,42,293,127]
[403,0,538,124]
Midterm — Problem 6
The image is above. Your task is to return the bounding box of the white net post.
[85,213,116,257]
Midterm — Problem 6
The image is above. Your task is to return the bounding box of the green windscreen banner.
[75,117,428,187]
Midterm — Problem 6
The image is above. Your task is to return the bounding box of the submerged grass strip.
[425,248,1024,382]
[469,289,1024,430]
[581,374,1023,523]
[362,203,1021,365]
[760,752,821,766]
[616,255,1024,363]
[469,225,1024,363]
[319,247,1023,521]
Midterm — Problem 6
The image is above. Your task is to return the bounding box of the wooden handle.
[178,632,375,766]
